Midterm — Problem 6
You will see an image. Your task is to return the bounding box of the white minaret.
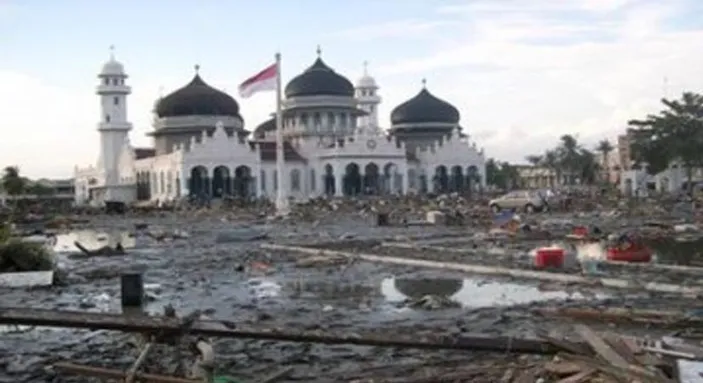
[96,45,132,201]
[355,61,381,131]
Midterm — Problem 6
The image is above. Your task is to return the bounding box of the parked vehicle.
[489,190,546,213]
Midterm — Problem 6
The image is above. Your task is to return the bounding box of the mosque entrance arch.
[233,165,252,198]
[450,166,464,193]
[383,163,398,194]
[433,165,449,194]
[189,166,209,198]
[323,164,335,196]
[363,162,380,195]
[212,166,231,198]
[343,163,362,196]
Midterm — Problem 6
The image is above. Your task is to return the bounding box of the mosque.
[73,48,486,206]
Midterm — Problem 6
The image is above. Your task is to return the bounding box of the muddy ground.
[0,212,699,382]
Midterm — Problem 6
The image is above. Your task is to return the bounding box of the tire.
[490,204,501,213]
[524,204,535,213]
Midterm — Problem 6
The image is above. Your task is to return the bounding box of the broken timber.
[261,243,703,296]
[0,307,563,354]
[52,363,200,383]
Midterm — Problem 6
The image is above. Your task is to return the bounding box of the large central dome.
[391,86,460,125]
[155,73,240,118]
[284,56,354,98]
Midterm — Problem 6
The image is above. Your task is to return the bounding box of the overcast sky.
[2,0,703,178]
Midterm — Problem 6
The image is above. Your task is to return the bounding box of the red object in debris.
[606,244,652,263]
[534,247,565,268]
[572,226,589,237]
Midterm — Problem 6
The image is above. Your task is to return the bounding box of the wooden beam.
[53,362,199,383]
[0,307,561,354]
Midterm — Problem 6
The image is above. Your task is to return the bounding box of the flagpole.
[274,52,289,215]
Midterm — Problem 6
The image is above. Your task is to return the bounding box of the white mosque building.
[74,49,486,206]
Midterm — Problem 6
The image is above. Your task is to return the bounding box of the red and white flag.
[238,63,277,98]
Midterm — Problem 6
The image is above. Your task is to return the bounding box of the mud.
[0,213,699,382]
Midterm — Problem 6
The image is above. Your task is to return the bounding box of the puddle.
[381,277,604,309]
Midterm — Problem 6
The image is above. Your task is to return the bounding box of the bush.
[0,240,54,272]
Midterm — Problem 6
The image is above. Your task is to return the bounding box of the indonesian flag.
[238,63,277,98]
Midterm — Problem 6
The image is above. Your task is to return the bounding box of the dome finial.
[109,44,115,61]
[363,61,369,75]
[421,78,427,88]
[194,64,200,74]
[316,45,322,57]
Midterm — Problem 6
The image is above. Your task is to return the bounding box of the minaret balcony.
[96,84,132,94]
[98,121,132,131]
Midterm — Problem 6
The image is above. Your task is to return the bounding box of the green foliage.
[1,166,26,196]
[0,240,54,272]
[0,222,10,244]
[628,92,703,191]
[26,182,55,196]
[525,134,600,185]
[485,159,519,189]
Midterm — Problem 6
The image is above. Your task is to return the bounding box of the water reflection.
[53,230,136,253]
[381,277,602,308]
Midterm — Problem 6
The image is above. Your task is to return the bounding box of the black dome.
[253,117,275,139]
[391,88,460,125]
[156,74,240,118]
[285,58,354,98]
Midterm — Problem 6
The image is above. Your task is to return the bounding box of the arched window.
[310,169,316,191]
[260,170,266,191]
[159,172,165,194]
[313,113,321,127]
[290,169,301,191]
[273,170,278,191]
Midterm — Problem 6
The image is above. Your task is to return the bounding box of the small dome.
[356,74,377,89]
[356,62,377,88]
[391,86,460,125]
[100,59,125,77]
[155,73,240,118]
[285,58,354,98]
[253,117,276,139]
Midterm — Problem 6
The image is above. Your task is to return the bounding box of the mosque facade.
[73,50,486,206]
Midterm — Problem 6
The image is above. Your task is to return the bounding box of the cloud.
[373,0,703,163]
[332,19,449,42]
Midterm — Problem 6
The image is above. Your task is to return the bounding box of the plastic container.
[606,245,652,263]
[534,247,565,268]
[572,226,589,237]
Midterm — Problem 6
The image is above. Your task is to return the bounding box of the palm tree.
[542,150,561,187]
[557,135,582,184]
[596,139,614,183]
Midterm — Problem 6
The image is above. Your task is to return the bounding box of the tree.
[596,139,614,182]
[2,166,26,196]
[525,155,542,166]
[524,135,600,186]
[485,159,519,190]
[629,92,703,193]
[26,183,54,196]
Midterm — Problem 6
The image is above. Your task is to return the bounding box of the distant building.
[74,49,487,206]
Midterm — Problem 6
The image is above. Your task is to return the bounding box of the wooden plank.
[557,367,597,383]
[53,362,199,383]
[261,244,703,296]
[574,324,632,370]
[0,307,564,355]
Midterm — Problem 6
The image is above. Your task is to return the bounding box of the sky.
[2,0,703,179]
